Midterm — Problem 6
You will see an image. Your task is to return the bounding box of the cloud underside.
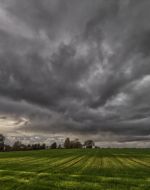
[0,0,150,145]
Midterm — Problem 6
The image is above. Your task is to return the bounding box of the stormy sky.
[0,0,150,147]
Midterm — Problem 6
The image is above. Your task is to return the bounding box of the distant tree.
[70,139,82,148]
[32,143,41,150]
[37,144,40,149]
[27,144,32,150]
[13,141,27,151]
[20,144,27,151]
[13,141,22,151]
[64,138,71,149]
[4,144,11,151]
[13,141,21,147]
[31,144,35,150]
[41,143,46,149]
[84,140,95,148]
[58,144,62,149]
[50,142,57,149]
[0,134,5,151]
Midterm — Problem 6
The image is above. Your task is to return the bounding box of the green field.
[0,149,150,190]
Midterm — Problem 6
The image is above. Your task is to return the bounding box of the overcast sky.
[0,0,150,147]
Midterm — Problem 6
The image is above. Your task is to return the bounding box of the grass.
[0,148,150,190]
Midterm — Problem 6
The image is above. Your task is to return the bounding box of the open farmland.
[0,149,150,190]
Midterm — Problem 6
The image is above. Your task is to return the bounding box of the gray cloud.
[0,0,150,146]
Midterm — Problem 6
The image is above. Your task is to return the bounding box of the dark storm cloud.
[0,0,150,146]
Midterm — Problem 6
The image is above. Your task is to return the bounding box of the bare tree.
[13,141,22,151]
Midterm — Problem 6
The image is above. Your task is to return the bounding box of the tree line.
[0,134,96,152]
